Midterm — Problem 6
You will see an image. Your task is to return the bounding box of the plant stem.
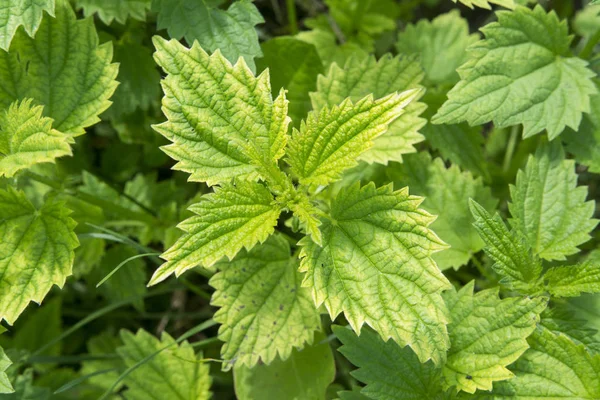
[580,29,600,60]
[286,0,298,34]
[180,276,212,300]
[471,256,496,284]
[502,125,519,174]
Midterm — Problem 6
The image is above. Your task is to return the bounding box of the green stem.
[179,276,212,300]
[471,256,496,284]
[580,29,600,60]
[502,125,519,174]
[286,0,298,34]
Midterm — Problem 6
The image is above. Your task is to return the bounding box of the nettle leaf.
[452,0,515,10]
[310,54,426,165]
[288,90,420,187]
[81,330,124,391]
[0,99,72,178]
[152,36,290,186]
[0,188,77,325]
[544,261,600,298]
[296,26,368,68]
[388,153,497,270]
[334,326,446,400]
[76,0,150,25]
[210,235,320,369]
[563,91,600,174]
[491,328,600,399]
[509,142,598,261]
[442,282,547,393]
[153,0,263,71]
[469,200,542,291]
[5,369,50,399]
[256,37,323,125]
[0,327,12,394]
[0,0,118,135]
[117,329,211,400]
[233,333,335,400]
[433,5,597,140]
[299,183,451,364]
[540,305,600,353]
[0,0,55,51]
[150,180,281,285]
[396,11,479,85]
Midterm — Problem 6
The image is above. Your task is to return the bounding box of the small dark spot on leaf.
[273,321,277,325]
[279,304,284,311]
[466,375,472,380]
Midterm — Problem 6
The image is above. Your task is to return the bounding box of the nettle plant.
[0,0,600,399]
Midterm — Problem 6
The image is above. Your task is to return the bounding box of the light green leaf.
[0,99,72,178]
[540,306,600,353]
[152,0,263,71]
[0,0,119,135]
[442,282,547,393]
[296,27,368,68]
[0,0,54,51]
[288,90,419,187]
[433,5,597,140]
[0,327,12,394]
[388,153,497,270]
[396,11,479,85]
[0,188,77,325]
[117,329,211,400]
[544,261,600,298]
[469,199,542,291]
[76,0,150,24]
[509,142,598,261]
[452,0,515,9]
[233,332,335,400]
[152,36,290,186]
[334,326,446,400]
[562,91,600,174]
[150,180,281,285]
[299,183,451,364]
[256,37,323,125]
[310,54,426,165]
[490,328,600,399]
[574,4,600,37]
[210,235,320,369]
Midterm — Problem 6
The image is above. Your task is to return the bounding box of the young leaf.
[396,10,479,85]
[544,261,600,297]
[491,328,600,399]
[452,0,515,10]
[210,235,320,369]
[75,0,150,25]
[150,181,281,285]
[0,99,72,178]
[0,0,119,134]
[509,142,598,261]
[117,329,211,400]
[152,0,263,71]
[442,282,547,393]
[288,90,420,187]
[233,333,335,400]
[310,54,426,165]
[433,5,597,140]
[333,326,445,400]
[299,183,451,364]
[0,0,55,51]
[388,153,497,270]
[0,188,77,325]
[152,36,290,186]
[0,327,12,394]
[469,199,542,291]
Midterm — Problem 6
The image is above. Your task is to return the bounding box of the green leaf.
[233,332,335,400]
[433,5,597,140]
[310,54,426,165]
[152,36,290,186]
[442,282,547,393]
[256,37,323,125]
[75,0,150,24]
[490,327,600,399]
[469,199,542,291]
[210,235,321,369]
[333,325,446,400]
[0,99,72,178]
[81,330,124,391]
[12,298,62,359]
[152,0,263,71]
[562,91,600,174]
[509,142,598,261]
[540,306,600,353]
[388,153,497,270]
[3,369,50,399]
[452,0,515,9]
[396,10,479,85]
[544,261,600,298]
[288,90,419,187]
[0,327,12,394]
[296,27,368,68]
[117,329,211,400]
[0,188,77,325]
[0,0,54,51]
[299,183,451,364]
[150,180,281,285]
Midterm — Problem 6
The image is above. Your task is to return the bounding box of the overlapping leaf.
[544,261,600,298]
[210,235,320,369]
[310,54,426,164]
[452,0,515,10]
[300,183,451,364]
[0,188,77,325]
[433,6,597,139]
[76,0,150,24]
[0,0,54,50]
[0,327,11,394]
[562,91,600,173]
